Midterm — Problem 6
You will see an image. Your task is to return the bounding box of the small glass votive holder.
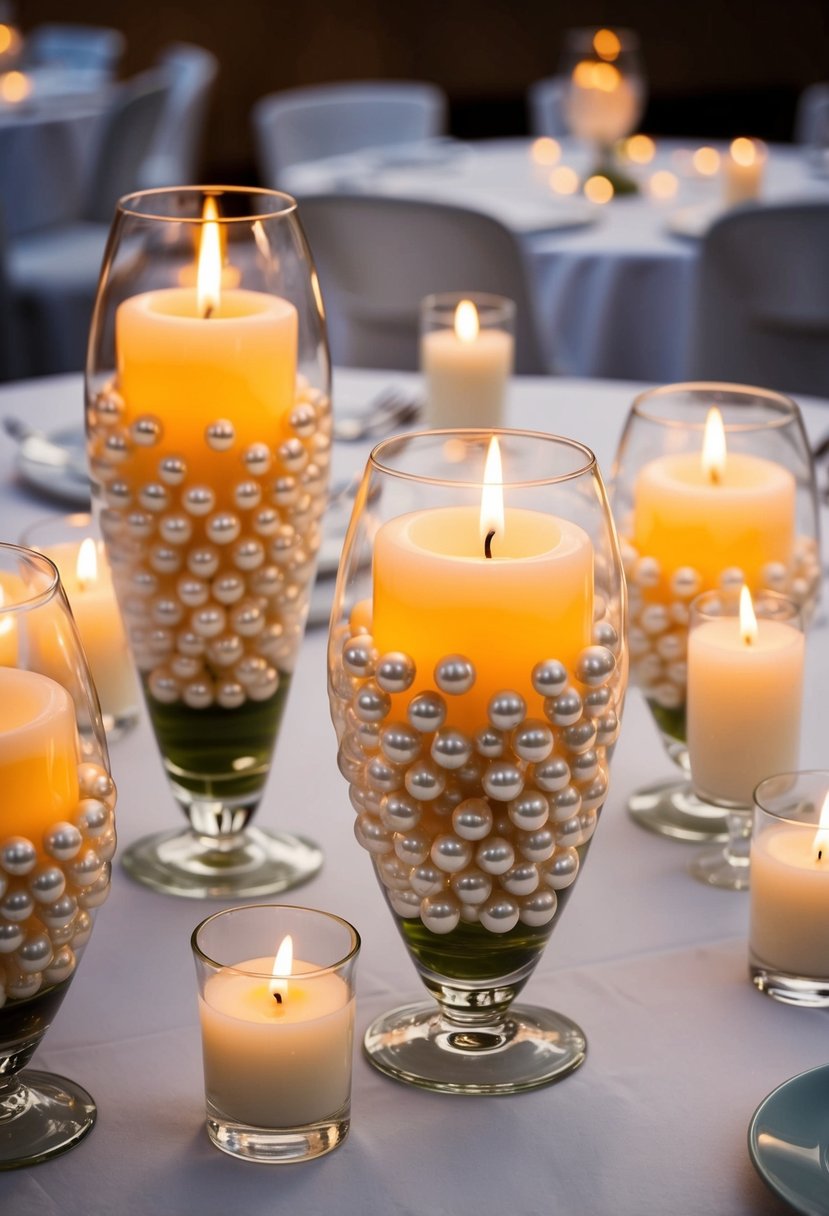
[419,291,515,429]
[722,137,767,206]
[19,512,139,741]
[750,771,829,1006]
[191,904,360,1163]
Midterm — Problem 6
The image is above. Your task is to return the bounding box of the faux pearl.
[561,720,598,754]
[159,514,192,546]
[126,511,154,540]
[207,635,244,668]
[482,761,524,802]
[354,813,392,854]
[550,785,582,823]
[183,679,214,709]
[450,868,492,905]
[395,830,431,866]
[592,621,619,650]
[380,792,421,832]
[479,895,520,934]
[519,889,558,927]
[410,863,445,897]
[452,798,493,841]
[407,692,447,733]
[583,688,611,722]
[671,567,702,600]
[576,645,616,687]
[44,822,83,860]
[205,513,241,546]
[233,480,263,510]
[277,438,307,473]
[389,889,422,919]
[0,922,23,953]
[41,893,78,929]
[253,507,280,537]
[355,683,392,724]
[158,455,187,486]
[187,547,220,578]
[1,838,37,876]
[531,755,571,792]
[571,749,599,784]
[205,420,235,451]
[430,835,473,873]
[191,606,226,639]
[555,816,582,848]
[434,656,476,695]
[475,727,505,758]
[211,574,245,605]
[74,799,110,837]
[545,688,583,727]
[488,691,526,731]
[640,604,670,635]
[430,729,473,770]
[531,660,568,698]
[516,827,556,863]
[343,636,377,679]
[44,945,76,984]
[290,402,317,436]
[635,556,661,588]
[375,652,416,694]
[508,792,549,831]
[148,669,179,703]
[500,861,540,897]
[512,720,554,763]
[217,680,246,709]
[420,894,461,935]
[232,601,265,637]
[405,761,446,802]
[365,756,403,794]
[380,725,421,766]
[271,475,299,507]
[72,910,93,947]
[149,546,181,574]
[475,837,515,875]
[176,629,206,657]
[184,486,216,516]
[2,888,34,921]
[28,866,66,903]
[15,932,53,973]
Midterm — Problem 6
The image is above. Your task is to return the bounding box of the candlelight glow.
[648,170,678,200]
[0,24,15,54]
[480,437,504,549]
[197,195,222,318]
[454,299,479,343]
[593,28,621,61]
[693,146,720,176]
[584,174,614,204]
[730,137,760,167]
[814,792,829,863]
[269,934,293,1000]
[550,165,579,195]
[626,134,655,164]
[531,136,561,166]
[739,585,758,646]
[701,407,726,484]
[0,586,12,647]
[76,538,99,590]
[0,69,30,103]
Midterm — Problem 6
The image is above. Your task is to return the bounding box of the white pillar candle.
[722,137,766,206]
[687,590,804,806]
[421,299,514,429]
[198,952,354,1128]
[750,822,829,976]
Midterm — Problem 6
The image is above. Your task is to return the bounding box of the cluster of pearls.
[87,378,331,708]
[0,762,115,1008]
[622,536,821,710]
[330,621,624,937]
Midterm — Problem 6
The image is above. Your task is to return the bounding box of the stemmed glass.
[0,544,116,1167]
[611,383,819,841]
[328,429,627,1094]
[558,27,647,194]
[85,187,330,898]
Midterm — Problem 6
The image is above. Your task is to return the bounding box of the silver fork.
[332,387,421,442]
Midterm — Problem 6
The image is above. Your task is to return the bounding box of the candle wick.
[819,849,823,862]
[709,468,720,486]
[485,529,495,560]
[202,303,214,320]
[273,991,283,1004]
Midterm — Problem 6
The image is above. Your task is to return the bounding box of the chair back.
[253,81,447,185]
[794,81,829,145]
[81,71,170,223]
[527,77,569,137]
[139,42,219,187]
[688,201,829,397]
[297,194,548,374]
[24,23,125,77]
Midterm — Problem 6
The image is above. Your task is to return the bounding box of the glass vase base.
[0,1070,96,1170]
[206,1107,349,1164]
[628,778,730,842]
[122,825,323,899]
[750,961,829,1007]
[689,847,751,890]
[363,1001,586,1095]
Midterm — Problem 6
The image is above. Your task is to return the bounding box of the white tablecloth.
[285,139,829,383]
[1,368,829,1216]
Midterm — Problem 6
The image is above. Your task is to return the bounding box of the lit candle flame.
[269,934,293,1003]
[0,585,11,644]
[701,406,726,485]
[814,792,829,863]
[454,299,479,344]
[739,585,757,646]
[730,137,758,167]
[480,437,504,556]
[593,27,621,61]
[76,538,99,592]
[197,195,222,319]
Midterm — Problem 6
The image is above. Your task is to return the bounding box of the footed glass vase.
[0,544,116,1167]
[610,383,819,842]
[86,187,330,898]
[327,429,627,1094]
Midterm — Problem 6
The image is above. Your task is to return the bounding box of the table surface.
[285,138,829,383]
[1,368,828,1216]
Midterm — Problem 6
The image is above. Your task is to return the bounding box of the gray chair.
[794,82,829,146]
[139,42,219,188]
[8,71,169,377]
[688,201,829,398]
[253,81,447,186]
[297,194,548,374]
[23,23,125,79]
[527,77,569,138]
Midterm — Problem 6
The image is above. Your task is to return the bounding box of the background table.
[285,139,829,383]
[1,368,828,1216]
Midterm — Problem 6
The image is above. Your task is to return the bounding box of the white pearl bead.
[395,830,431,866]
[482,762,524,802]
[191,606,227,639]
[430,835,473,873]
[420,895,460,935]
[380,793,421,832]
[516,827,556,863]
[233,480,263,510]
[475,837,515,875]
[410,863,444,896]
[508,792,549,831]
[44,822,83,860]
[452,798,493,841]
[187,547,220,578]
[233,539,266,572]
[479,894,520,934]
[205,513,241,546]
[531,755,571,792]
[542,847,580,889]
[499,861,540,896]
[450,868,492,905]
[217,680,246,709]
[518,890,558,927]
[244,442,272,475]
[183,679,214,710]
[205,419,235,451]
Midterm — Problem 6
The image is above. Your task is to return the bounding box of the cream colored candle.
[687,592,804,806]
[723,137,766,206]
[565,59,641,145]
[373,441,594,727]
[41,539,137,720]
[0,667,80,842]
[750,814,829,976]
[199,950,354,1127]
[633,410,796,591]
[421,300,514,429]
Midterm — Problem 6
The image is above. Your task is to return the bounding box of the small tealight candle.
[750,772,829,1003]
[420,293,514,429]
[723,137,767,206]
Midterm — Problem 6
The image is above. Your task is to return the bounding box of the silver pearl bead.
[531,755,571,793]
[206,513,241,546]
[577,807,598,845]
[475,727,505,758]
[555,815,582,848]
[482,761,524,802]
[176,629,206,657]
[450,868,492,905]
[72,910,93,947]
[250,566,283,599]
[512,719,554,763]
[158,514,192,546]
[217,680,246,709]
[376,853,413,892]
[410,863,445,897]
[1,838,37,876]
[148,669,179,703]
[634,556,661,588]
[499,861,539,896]
[232,601,265,638]
[508,792,550,831]
[290,402,317,437]
[762,562,788,592]
[6,969,42,999]
[488,691,526,731]
[405,761,446,802]
[44,944,76,984]
[0,922,23,953]
[375,652,416,694]
[576,645,616,687]
[480,894,520,934]
[152,598,184,627]
[420,894,460,935]
[365,756,403,794]
[720,566,745,591]
[671,566,702,600]
[28,866,66,904]
[233,539,266,572]
[531,660,568,698]
[430,729,473,770]
[2,888,34,921]
[191,606,226,639]
[562,719,598,754]
[545,688,583,727]
[187,547,220,578]
[277,438,307,473]
[233,480,263,510]
[158,455,187,486]
[343,635,378,679]
[183,679,214,710]
[475,837,515,875]
[656,632,684,663]
[271,475,299,507]
[388,889,422,920]
[40,893,78,930]
[183,485,216,517]
[15,932,53,974]
[354,813,393,854]
[380,725,421,766]
[138,482,169,513]
[380,792,421,833]
[452,798,493,841]
[641,604,670,635]
[571,749,599,784]
[210,574,244,606]
[592,621,619,650]
[126,511,154,541]
[551,785,582,823]
[395,830,431,866]
[253,507,280,537]
[407,691,447,733]
[516,827,556,863]
[44,822,83,860]
[355,683,391,723]
[205,420,235,451]
[518,889,558,927]
[596,711,620,747]
[434,655,476,696]
[580,769,609,812]
[583,687,612,719]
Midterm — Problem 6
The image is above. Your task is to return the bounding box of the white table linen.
[1,368,828,1216]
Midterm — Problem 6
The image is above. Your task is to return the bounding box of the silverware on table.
[332,387,421,442]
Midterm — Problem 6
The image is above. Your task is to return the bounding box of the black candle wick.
[273,991,283,1004]
[485,530,495,559]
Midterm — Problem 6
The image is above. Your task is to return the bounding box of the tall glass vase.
[0,544,116,1167]
[327,429,627,1094]
[611,383,820,841]
[86,187,330,898]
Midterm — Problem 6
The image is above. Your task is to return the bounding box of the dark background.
[13,0,829,179]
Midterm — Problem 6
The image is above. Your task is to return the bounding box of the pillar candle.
[723,138,766,206]
[421,300,513,429]
[198,954,354,1127]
